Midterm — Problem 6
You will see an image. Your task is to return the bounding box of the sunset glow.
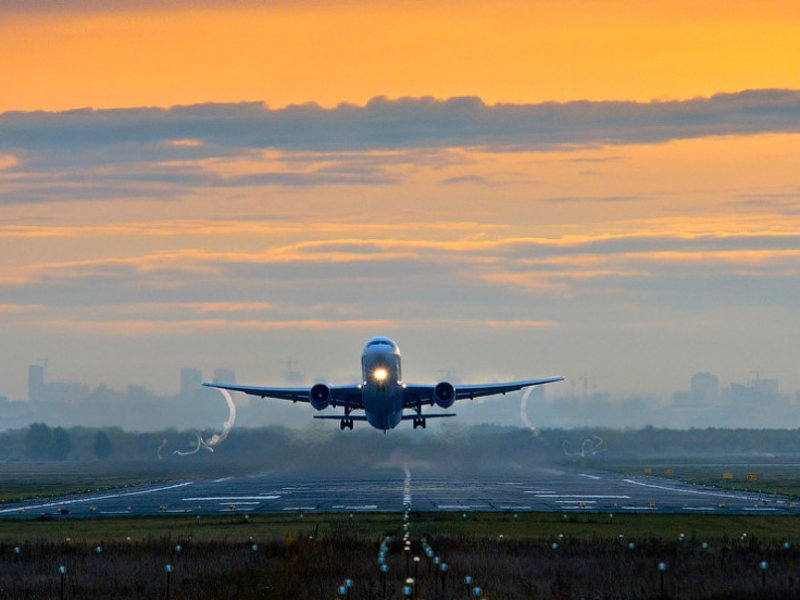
[2,1,800,112]
[1,0,800,406]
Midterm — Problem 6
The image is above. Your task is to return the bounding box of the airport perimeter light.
[165,565,173,600]
[58,566,66,600]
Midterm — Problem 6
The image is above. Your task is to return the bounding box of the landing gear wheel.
[340,418,354,430]
[413,417,426,429]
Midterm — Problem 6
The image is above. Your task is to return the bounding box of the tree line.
[3,423,800,467]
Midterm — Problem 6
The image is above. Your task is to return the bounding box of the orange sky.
[2,0,800,112]
[2,0,800,409]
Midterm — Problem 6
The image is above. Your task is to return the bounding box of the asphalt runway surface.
[1,464,796,518]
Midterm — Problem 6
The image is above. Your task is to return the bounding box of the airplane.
[202,336,564,432]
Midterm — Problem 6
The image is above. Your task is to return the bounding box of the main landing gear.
[340,418,354,430]
[412,417,427,429]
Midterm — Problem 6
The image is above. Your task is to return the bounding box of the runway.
[0,464,794,518]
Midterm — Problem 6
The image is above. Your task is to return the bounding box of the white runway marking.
[0,482,194,514]
[623,479,760,500]
[536,494,631,499]
[183,495,279,501]
[283,506,317,511]
[578,474,601,480]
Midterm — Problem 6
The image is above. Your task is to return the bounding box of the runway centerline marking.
[535,494,630,499]
[182,496,279,501]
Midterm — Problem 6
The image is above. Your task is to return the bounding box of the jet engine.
[309,384,331,411]
[433,381,456,408]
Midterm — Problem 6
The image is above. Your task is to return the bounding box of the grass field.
[0,461,207,504]
[601,458,800,498]
[2,512,800,598]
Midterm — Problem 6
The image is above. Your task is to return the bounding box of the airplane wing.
[201,382,364,408]
[402,376,564,407]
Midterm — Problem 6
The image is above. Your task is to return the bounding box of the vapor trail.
[519,386,540,438]
[175,388,237,456]
[156,438,168,460]
[562,435,606,459]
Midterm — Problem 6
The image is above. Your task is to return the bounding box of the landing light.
[373,368,388,382]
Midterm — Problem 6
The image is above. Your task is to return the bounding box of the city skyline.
[3,361,798,432]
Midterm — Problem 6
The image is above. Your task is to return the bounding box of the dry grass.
[1,513,800,598]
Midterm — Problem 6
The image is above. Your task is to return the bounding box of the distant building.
[727,377,780,405]
[180,367,202,396]
[690,372,719,404]
[674,371,719,406]
[752,377,778,396]
[28,364,44,402]
[45,380,90,404]
[213,368,236,385]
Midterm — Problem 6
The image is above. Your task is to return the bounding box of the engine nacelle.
[309,384,331,411]
[433,381,456,409]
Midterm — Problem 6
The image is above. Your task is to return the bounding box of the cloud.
[4,231,799,315]
[4,90,800,155]
[3,90,800,206]
[0,154,18,169]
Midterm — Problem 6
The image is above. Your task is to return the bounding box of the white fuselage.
[361,337,404,430]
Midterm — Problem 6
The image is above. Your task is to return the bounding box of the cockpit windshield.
[365,337,397,350]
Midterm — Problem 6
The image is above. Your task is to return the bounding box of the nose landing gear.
[412,417,426,429]
[340,418,354,430]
